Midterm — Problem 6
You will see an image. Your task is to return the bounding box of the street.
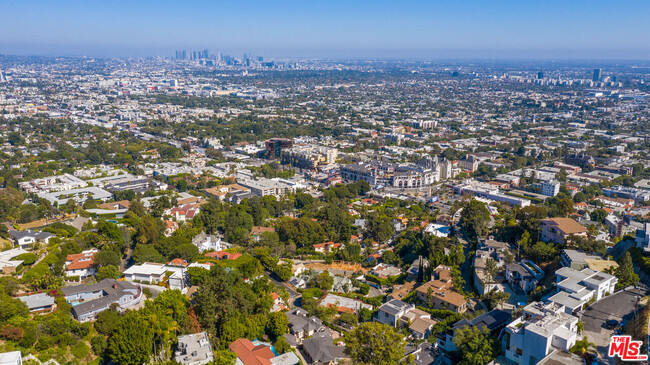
[580,286,649,364]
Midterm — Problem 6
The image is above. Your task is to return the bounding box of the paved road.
[580,286,649,364]
[266,272,301,306]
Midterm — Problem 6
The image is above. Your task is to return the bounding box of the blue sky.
[0,0,648,59]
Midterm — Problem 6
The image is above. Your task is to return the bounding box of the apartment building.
[548,267,617,314]
[540,218,588,244]
[503,302,579,365]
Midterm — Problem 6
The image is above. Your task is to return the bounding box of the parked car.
[605,319,620,329]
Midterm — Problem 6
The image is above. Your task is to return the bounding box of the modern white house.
[548,267,617,314]
[503,301,579,365]
[0,350,22,365]
[123,262,187,291]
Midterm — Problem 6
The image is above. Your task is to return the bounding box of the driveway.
[579,286,649,364]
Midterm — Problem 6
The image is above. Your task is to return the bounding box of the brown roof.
[389,281,417,301]
[542,218,587,235]
[97,200,131,210]
[409,317,437,335]
[251,226,275,235]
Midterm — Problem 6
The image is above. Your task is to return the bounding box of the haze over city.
[0,0,649,59]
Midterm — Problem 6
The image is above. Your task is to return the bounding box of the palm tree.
[570,337,595,358]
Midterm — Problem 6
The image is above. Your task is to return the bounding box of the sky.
[0,0,649,59]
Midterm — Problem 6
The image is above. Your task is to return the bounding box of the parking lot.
[579,286,649,364]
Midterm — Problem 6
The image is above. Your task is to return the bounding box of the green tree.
[461,199,491,238]
[453,326,496,365]
[485,258,498,283]
[311,270,334,291]
[570,337,595,358]
[345,322,408,365]
[590,209,608,224]
[266,312,289,340]
[368,213,395,243]
[96,265,121,281]
[95,249,121,267]
[616,252,639,288]
[108,312,154,365]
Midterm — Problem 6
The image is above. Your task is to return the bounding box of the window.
[516,348,523,356]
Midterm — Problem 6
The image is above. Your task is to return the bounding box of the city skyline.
[0,0,649,59]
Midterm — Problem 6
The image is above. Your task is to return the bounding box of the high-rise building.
[593,68,601,82]
[203,49,209,59]
[0,70,5,82]
[265,138,293,159]
[537,71,544,79]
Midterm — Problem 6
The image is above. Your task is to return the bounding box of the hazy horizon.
[1,0,649,60]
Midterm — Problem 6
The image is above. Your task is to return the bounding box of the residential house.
[0,248,27,274]
[229,338,300,365]
[8,230,54,249]
[64,248,99,279]
[375,299,415,327]
[285,308,327,343]
[405,342,443,365]
[251,226,275,242]
[17,292,56,313]
[205,251,242,260]
[375,299,437,339]
[167,204,199,222]
[313,241,341,254]
[164,220,179,236]
[192,232,230,252]
[415,266,467,313]
[406,257,430,281]
[302,332,347,365]
[319,293,372,314]
[270,293,289,312]
[174,332,213,365]
[369,263,402,279]
[0,351,22,365]
[389,281,417,301]
[123,262,168,284]
[473,238,512,295]
[540,218,587,244]
[548,267,617,314]
[123,262,187,291]
[437,309,511,352]
[560,249,601,270]
[505,261,544,293]
[503,302,579,365]
[62,279,143,322]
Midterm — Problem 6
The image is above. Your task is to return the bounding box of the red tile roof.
[229,339,275,365]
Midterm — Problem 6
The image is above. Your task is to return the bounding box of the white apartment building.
[454,181,531,207]
[19,173,87,193]
[503,302,579,365]
[541,180,560,197]
[548,267,617,314]
[238,178,295,198]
